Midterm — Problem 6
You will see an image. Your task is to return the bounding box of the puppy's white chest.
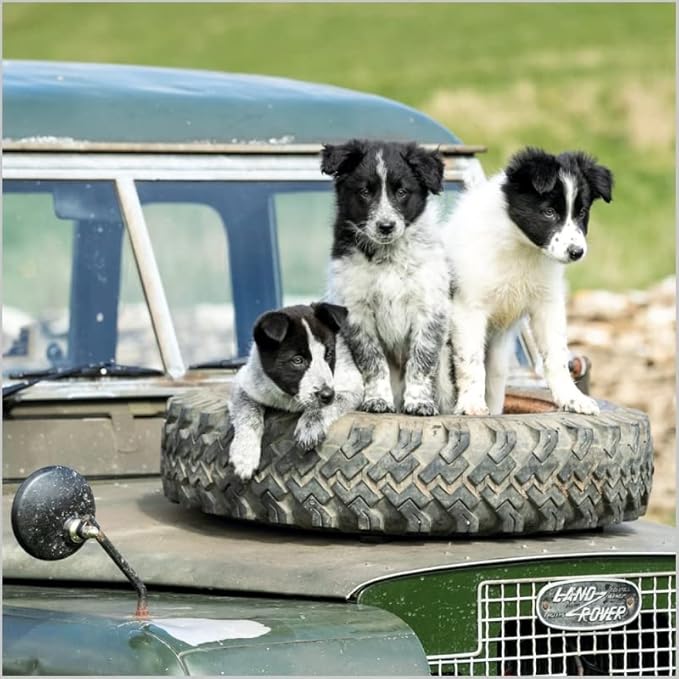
[486,265,548,329]
[371,260,421,305]
[334,248,445,354]
[358,259,417,325]
[488,279,534,328]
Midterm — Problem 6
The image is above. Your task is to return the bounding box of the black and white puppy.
[322,139,454,416]
[229,303,363,480]
[443,147,613,416]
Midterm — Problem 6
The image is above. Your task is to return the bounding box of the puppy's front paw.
[403,398,439,417]
[229,437,261,481]
[559,392,600,415]
[454,394,490,417]
[361,397,396,414]
[294,412,327,451]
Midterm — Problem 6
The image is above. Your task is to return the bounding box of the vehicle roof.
[3,478,675,601]
[3,60,462,148]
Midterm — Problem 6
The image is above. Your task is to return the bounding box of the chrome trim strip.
[1,151,473,181]
[3,140,487,155]
[115,178,185,379]
[2,167,468,183]
[347,551,676,600]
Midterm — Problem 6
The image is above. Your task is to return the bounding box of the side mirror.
[11,465,149,618]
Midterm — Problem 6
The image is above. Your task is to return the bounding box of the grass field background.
[3,2,675,291]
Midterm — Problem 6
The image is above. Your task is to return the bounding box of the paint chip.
[149,618,270,646]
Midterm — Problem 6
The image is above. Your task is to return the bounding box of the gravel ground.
[567,276,676,525]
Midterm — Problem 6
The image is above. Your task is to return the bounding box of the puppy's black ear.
[312,302,348,333]
[506,147,559,194]
[321,139,367,177]
[253,311,289,351]
[569,152,614,203]
[403,144,445,194]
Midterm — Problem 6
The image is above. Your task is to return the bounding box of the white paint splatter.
[149,618,270,646]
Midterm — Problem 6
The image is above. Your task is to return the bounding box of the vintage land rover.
[2,61,676,676]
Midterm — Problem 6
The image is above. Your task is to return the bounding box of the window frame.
[3,151,540,400]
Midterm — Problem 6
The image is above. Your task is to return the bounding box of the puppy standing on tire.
[229,303,362,480]
[443,147,613,416]
[323,139,454,416]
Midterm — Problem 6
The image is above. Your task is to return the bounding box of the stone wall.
[567,276,676,525]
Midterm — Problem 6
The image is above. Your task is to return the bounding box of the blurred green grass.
[4,2,675,291]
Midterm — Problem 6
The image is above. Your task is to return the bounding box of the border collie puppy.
[322,139,453,416]
[229,303,362,480]
[443,147,613,416]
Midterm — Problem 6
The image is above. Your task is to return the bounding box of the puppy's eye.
[359,187,370,198]
[325,349,335,364]
[542,208,558,220]
[578,207,587,219]
[396,187,409,201]
[291,355,306,367]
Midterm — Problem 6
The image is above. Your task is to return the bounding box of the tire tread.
[160,389,653,536]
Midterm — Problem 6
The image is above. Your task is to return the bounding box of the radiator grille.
[429,572,675,676]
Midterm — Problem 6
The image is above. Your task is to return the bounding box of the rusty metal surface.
[3,477,675,600]
[503,392,557,414]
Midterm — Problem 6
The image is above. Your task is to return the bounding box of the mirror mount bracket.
[65,517,99,543]
[12,466,149,619]
[64,516,149,618]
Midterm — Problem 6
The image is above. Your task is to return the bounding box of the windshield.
[2,180,163,378]
[134,180,464,366]
[2,178,464,376]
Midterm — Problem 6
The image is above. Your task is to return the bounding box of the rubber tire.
[160,388,653,536]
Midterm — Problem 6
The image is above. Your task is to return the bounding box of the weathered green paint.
[3,61,460,146]
[3,585,429,676]
[357,556,676,657]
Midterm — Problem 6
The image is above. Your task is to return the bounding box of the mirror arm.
[65,517,149,618]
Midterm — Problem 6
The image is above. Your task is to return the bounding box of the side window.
[3,189,73,370]
[2,180,162,375]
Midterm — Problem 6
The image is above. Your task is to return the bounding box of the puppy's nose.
[377,221,395,235]
[567,244,584,261]
[318,386,335,405]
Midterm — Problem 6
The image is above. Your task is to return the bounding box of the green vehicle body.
[4,586,429,676]
[2,61,675,676]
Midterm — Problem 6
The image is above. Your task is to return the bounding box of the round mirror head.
[11,465,96,560]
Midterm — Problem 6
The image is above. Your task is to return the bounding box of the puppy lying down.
[229,302,363,480]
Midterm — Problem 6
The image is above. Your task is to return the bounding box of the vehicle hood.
[3,477,675,599]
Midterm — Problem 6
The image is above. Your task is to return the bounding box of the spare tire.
[160,387,653,536]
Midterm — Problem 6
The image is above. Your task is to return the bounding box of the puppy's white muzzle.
[546,221,588,264]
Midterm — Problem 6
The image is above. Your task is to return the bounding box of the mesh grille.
[429,572,675,676]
